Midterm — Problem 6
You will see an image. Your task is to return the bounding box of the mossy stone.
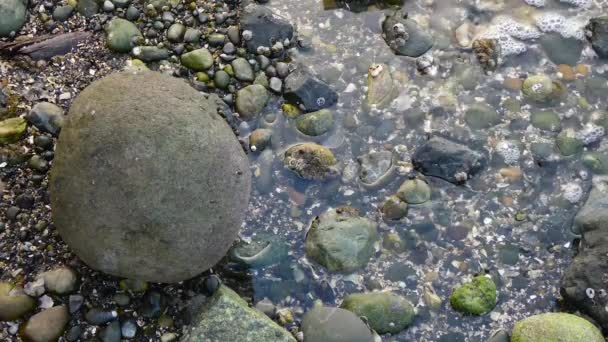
[511,313,604,342]
[531,110,561,132]
[450,275,497,315]
[522,74,556,102]
[396,178,431,204]
[295,109,334,136]
[0,117,27,145]
[340,292,415,334]
[465,103,500,129]
[283,143,338,180]
[180,48,213,71]
[105,18,143,53]
[582,152,608,174]
[381,196,408,221]
[556,130,583,156]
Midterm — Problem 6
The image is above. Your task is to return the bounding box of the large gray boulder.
[0,0,27,37]
[50,71,251,283]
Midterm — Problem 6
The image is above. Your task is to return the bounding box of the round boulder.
[50,71,251,283]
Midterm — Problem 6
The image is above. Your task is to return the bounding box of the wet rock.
[180,48,213,71]
[522,74,564,102]
[540,33,583,66]
[27,102,65,136]
[77,0,99,17]
[50,71,251,283]
[295,109,334,136]
[132,46,170,62]
[586,17,608,58]
[531,110,561,132]
[511,313,603,342]
[0,117,27,145]
[121,319,137,338]
[366,64,394,107]
[0,0,26,37]
[236,84,269,119]
[100,321,121,342]
[167,23,186,42]
[283,66,338,113]
[450,275,497,315]
[53,5,74,22]
[85,308,118,325]
[0,282,36,321]
[396,178,431,204]
[283,143,338,181]
[214,70,231,90]
[184,28,201,44]
[231,58,254,82]
[488,330,509,342]
[105,18,143,53]
[21,306,70,342]
[249,128,272,152]
[140,291,164,318]
[301,303,375,342]
[230,234,287,267]
[381,195,408,221]
[582,152,608,174]
[340,292,415,334]
[305,206,378,273]
[240,4,293,53]
[465,103,500,130]
[39,266,78,294]
[181,285,295,342]
[561,183,608,331]
[357,150,396,189]
[412,136,486,184]
[68,294,84,313]
[382,9,433,57]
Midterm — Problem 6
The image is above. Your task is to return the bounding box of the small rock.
[53,5,74,22]
[0,117,27,145]
[100,320,121,342]
[511,313,603,341]
[231,58,254,82]
[305,206,378,273]
[382,9,434,57]
[39,266,78,294]
[587,17,608,58]
[28,102,65,136]
[236,84,269,119]
[396,178,431,204]
[340,292,415,334]
[121,319,137,338]
[85,308,118,325]
[167,23,186,42]
[77,0,99,18]
[381,196,408,221]
[522,74,564,102]
[249,128,272,152]
[301,303,375,342]
[295,109,334,136]
[132,46,170,62]
[450,275,497,315]
[21,306,70,342]
[68,294,84,313]
[180,48,213,71]
[240,4,294,53]
[105,18,142,53]
[0,283,36,321]
[465,103,500,130]
[283,143,338,181]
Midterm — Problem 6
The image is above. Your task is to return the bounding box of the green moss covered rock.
[180,48,213,71]
[295,109,334,136]
[340,292,415,334]
[450,275,496,315]
[0,117,27,145]
[283,143,338,180]
[182,285,295,342]
[105,18,143,53]
[531,110,561,132]
[511,313,604,342]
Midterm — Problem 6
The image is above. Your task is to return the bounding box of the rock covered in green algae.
[0,0,27,37]
[511,313,604,342]
[306,206,378,273]
[301,303,375,342]
[284,143,338,180]
[381,195,408,221]
[0,117,27,145]
[181,285,295,342]
[0,282,36,321]
[556,129,583,156]
[105,18,143,53]
[522,74,564,102]
[396,178,431,204]
[366,63,394,107]
[340,292,415,334]
[531,110,561,132]
[295,109,334,136]
[450,275,497,315]
[465,103,500,130]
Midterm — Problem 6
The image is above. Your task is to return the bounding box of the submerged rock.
[450,275,497,315]
[540,33,583,66]
[381,195,408,221]
[382,10,433,57]
[181,285,295,342]
[284,143,338,180]
[0,0,27,37]
[357,150,396,189]
[465,103,500,130]
[240,4,293,53]
[306,206,378,273]
[511,313,604,342]
[561,183,608,331]
[50,71,251,283]
[587,17,608,58]
[340,292,415,334]
[412,136,486,184]
[396,178,431,204]
[473,38,499,71]
[301,303,375,342]
[295,109,334,136]
[366,64,394,107]
[283,66,338,113]
[531,110,561,132]
[0,282,36,321]
[522,74,564,102]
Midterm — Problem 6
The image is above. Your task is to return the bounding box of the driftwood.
[0,31,92,60]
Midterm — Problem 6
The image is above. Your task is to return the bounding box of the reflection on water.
[232,0,608,340]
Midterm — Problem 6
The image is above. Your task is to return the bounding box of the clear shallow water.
[230,0,608,340]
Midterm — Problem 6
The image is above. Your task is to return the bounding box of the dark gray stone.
[412,136,486,184]
[240,4,293,53]
[540,33,583,66]
[27,102,65,136]
[283,66,338,113]
[50,71,251,283]
[382,9,433,57]
[587,17,608,58]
